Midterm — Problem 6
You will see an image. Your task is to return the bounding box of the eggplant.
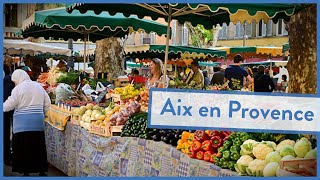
[152,134,161,141]
[170,139,178,146]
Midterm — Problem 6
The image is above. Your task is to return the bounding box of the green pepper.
[261,133,272,141]
[228,133,237,140]
[230,145,240,153]
[222,150,230,160]
[218,146,227,153]
[230,152,241,161]
[233,139,242,147]
[239,132,250,142]
[223,140,232,148]
[213,156,220,166]
[222,161,229,169]
[219,157,226,162]
[228,161,236,171]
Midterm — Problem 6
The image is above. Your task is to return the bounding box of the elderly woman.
[146,58,169,89]
[3,69,51,176]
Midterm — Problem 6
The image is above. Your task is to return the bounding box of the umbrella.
[21,7,169,72]
[3,39,71,56]
[68,3,302,84]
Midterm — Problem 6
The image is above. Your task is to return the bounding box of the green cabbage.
[265,151,282,163]
[263,162,279,177]
[280,145,296,157]
[294,138,312,158]
[275,139,295,152]
[304,149,316,159]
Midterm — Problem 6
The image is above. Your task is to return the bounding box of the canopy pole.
[84,34,87,72]
[243,21,247,47]
[162,5,172,86]
[175,62,177,78]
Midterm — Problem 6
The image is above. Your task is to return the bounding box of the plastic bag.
[96,82,106,92]
[82,84,92,91]
[54,83,74,103]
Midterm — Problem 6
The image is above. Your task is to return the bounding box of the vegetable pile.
[234,137,317,177]
[177,130,231,163]
[110,101,141,126]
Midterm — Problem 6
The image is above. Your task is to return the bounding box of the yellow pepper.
[181,131,191,142]
[181,142,189,153]
[187,133,194,144]
[176,140,185,150]
[184,144,192,155]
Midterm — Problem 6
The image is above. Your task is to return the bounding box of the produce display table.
[44,122,238,177]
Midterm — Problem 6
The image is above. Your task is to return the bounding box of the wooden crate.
[110,125,123,136]
[90,124,111,137]
[278,158,317,176]
[70,114,80,125]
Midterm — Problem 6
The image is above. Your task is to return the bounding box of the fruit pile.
[63,99,106,107]
[109,101,141,126]
[177,130,231,163]
[113,84,145,100]
[37,73,49,84]
[136,89,149,112]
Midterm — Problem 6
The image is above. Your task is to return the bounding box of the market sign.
[148,89,320,133]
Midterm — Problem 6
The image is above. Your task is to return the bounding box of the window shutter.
[267,20,273,36]
[139,32,144,45]
[246,22,252,37]
[182,25,189,45]
[262,21,267,37]
[240,22,244,38]
[223,23,227,39]
[171,21,177,44]
[150,32,156,45]
[282,20,288,35]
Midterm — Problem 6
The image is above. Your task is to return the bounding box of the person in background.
[3,64,15,166]
[67,57,75,72]
[57,60,67,72]
[224,54,253,90]
[185,61,204,87]
[211,65,227,85]
[203,70,210,87]
[146,58,169,89]
[3,69,51,176]
[281,75,288,92]
[254,65,275,92]
[245,67,254,91]
[128,69,139,84]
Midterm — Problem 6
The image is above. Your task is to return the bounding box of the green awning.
[22,8,169,42]
[282,43,290,53]
[199,62,221,67]
[127,62,141,68]
[230,46,257,54]
[126,45,226,59]
[68,4,304,29]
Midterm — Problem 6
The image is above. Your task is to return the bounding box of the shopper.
[3,69,51,176]
[146,58,169,88]
[3,64,15,166]
[281,74,288,92]
[203,70,210,87]
[211,65,227,85]
[224,54,253,90]
[185,61,204,87]
[254,65,275,92]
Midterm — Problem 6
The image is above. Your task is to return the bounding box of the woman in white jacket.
[3,69,51,176]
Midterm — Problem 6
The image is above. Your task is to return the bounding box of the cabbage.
[294,138,312,158]
[280,145,296,157]
[263,162,279,177]
[265,151,282,163]
[281,155,295,161]
[85,110,93,116]
[276,139,295,152]
[246,159,267,177]
[304,149,316,159]
[235,155,254,175]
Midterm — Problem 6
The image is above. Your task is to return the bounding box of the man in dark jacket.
[3,64,15,165]
[210,65,227,85]
[254,65,275,92]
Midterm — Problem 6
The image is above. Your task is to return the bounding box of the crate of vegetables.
[89,120,111,137]
[110,125,123,136]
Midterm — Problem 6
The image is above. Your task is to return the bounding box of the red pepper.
[201,140,212,151]
[204,151,213,162]
[205,130,215,137]
[210,153,217,163]
[196,151,205,160]
[188,150,197,158]
[194,130,209,142]
[191,140,202,152]
[212,131,222,137]
[211,136,223,149]
[221,131,231,138]
[223,136,229,142]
